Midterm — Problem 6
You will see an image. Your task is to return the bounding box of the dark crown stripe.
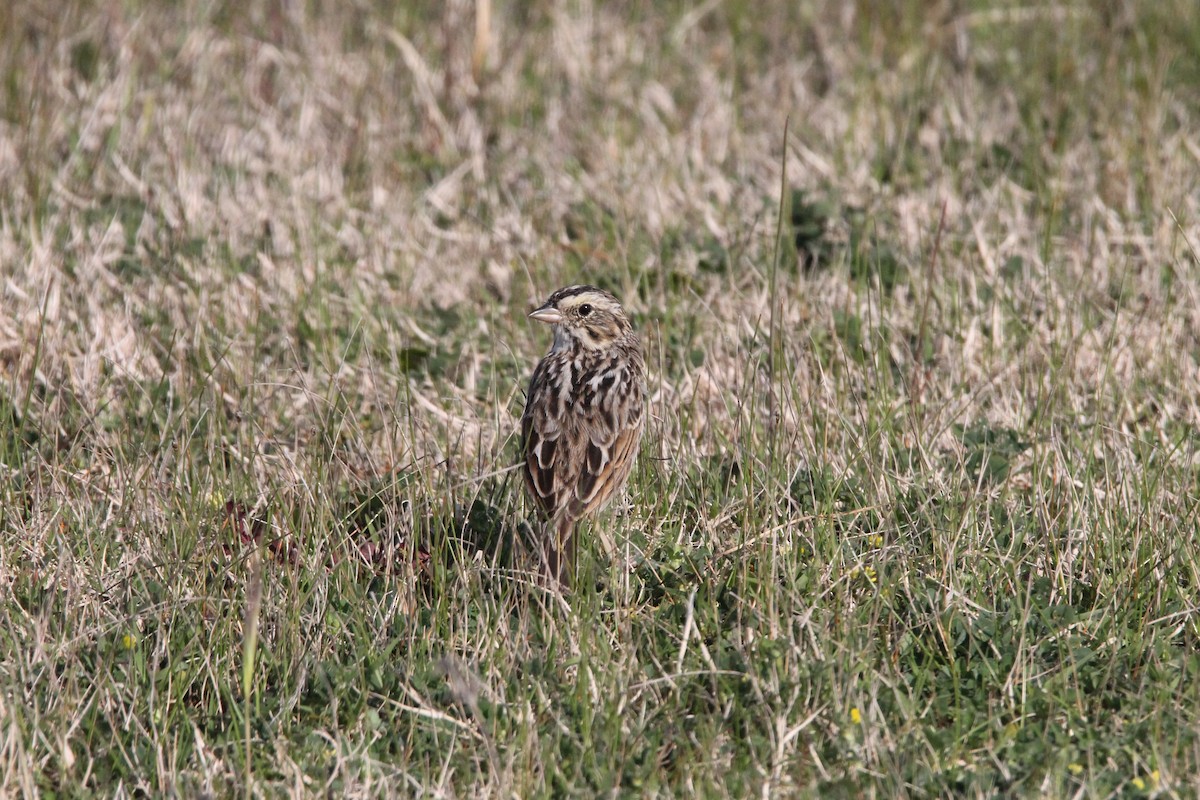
[548,285,600,303]
[546,285,623,310]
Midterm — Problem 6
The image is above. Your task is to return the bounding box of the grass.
[2,0,1200,796]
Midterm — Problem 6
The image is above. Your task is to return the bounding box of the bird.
[520,285,645,589]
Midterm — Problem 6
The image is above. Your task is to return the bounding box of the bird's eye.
[578,304,593,317]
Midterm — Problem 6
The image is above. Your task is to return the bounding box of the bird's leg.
[539,516,576,590]
[557,515,576,586]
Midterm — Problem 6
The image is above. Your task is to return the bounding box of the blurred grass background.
[2,0,1200,796]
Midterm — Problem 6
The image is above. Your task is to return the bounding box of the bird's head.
[528,285,632,352]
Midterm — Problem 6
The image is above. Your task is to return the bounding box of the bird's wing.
[522,362,577,518]
[523,410,557,509]
[571,392,643,516]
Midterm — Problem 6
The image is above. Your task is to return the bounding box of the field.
[3,1,1200,796]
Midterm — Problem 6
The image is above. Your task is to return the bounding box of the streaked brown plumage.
[520,285,645,588]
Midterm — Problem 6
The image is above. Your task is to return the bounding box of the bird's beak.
[528,306,564,325]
